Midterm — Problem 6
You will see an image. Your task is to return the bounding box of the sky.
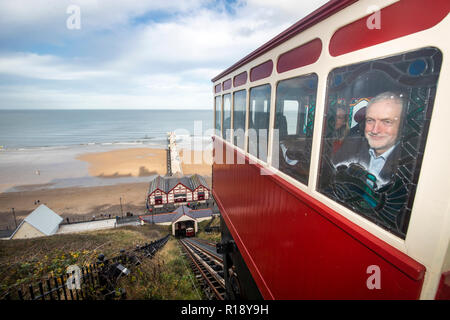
[0,0,329,110]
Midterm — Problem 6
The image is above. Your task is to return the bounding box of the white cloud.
[0,0,207,32]
[109,6,294,74]
[252,0,327,11]
[118,11,252,65]
[0,52,115,80]
[0,0,330,109]
[0,82,212,109]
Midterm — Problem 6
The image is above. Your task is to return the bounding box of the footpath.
[57,218,140,235]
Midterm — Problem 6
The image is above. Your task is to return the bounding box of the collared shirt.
[367,144,397,187]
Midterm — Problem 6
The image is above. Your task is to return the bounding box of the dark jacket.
[319,135,401,190]
[331,135,401,185]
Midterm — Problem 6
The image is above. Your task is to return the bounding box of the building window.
[174,194,187,203]
[273,73,318,185]
[317,47,442,239]
[248,84,271,162]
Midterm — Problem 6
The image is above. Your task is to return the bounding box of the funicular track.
[183,238,223,264]
[178,238,225,300]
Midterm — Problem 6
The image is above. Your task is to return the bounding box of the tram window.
[223,93,231,141]
[273,74,318,185]
[249,84,271,162]
[317,47,443,239]
[233,90,246,149]
[215,95,221,136]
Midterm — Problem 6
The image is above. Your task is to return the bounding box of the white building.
[10,205,63,240]
[147,174,210,207]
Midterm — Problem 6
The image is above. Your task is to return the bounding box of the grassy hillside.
[0,224,201,299]
[117,238,204,300]
[0,217,223,300]
[196,217,221,243]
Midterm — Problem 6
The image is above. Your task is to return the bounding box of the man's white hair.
[367,91,404,109]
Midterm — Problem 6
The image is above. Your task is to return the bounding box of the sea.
[0,109,213,192]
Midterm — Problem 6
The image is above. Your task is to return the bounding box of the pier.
[167,132,183,176]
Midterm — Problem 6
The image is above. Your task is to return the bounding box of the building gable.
[168,182,192,194]
[150,188,166,196]
[24,204,63,236]
[148,175,209,205]
[11,221,46,239]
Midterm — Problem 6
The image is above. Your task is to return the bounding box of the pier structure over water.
[167,132,183,176]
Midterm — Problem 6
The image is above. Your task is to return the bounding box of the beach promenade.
[57,218,140,235]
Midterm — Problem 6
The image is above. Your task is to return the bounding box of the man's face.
[364,99,402,156]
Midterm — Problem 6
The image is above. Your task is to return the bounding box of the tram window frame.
[316,47,443,239]
[223,93,232,141]
[272,73,318,186]
[214,95,222,137]
[233,89,247,150]
[248,84,271,162]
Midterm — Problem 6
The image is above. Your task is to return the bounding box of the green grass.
[196,218,221,243]
[0,218,222,300]
[118,238,204,300]
[0,224,166,296]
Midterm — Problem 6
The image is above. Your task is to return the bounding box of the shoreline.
[0,146,212,229]
[0,181,151,228]
[76,147,168,178]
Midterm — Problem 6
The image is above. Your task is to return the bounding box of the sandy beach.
[76,147,212,177]
[0,147,212,229]
[0,182,149,226]
[77,147,168,177]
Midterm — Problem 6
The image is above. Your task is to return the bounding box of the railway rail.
[178,238,225,300]
[184,237,223,264]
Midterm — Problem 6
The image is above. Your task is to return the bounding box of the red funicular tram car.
[212,0,450,299]
[186,227,195,238]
